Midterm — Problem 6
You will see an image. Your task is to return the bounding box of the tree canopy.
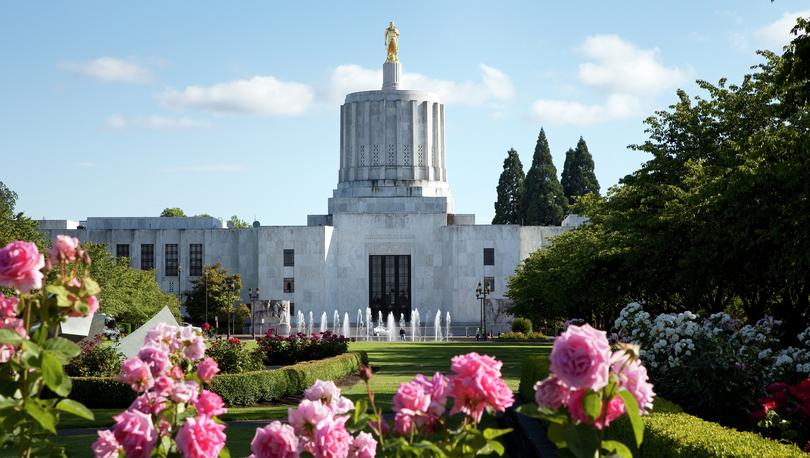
[228,215,250,229]
[521,128,568,225]
[492,148,525,224]
[561,137,600,206]
[183,263,246,331]
[160,207,186,217]
[0,182,44,249]
[508,18,810,338]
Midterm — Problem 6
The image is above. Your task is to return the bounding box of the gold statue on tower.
[385,21,399,63]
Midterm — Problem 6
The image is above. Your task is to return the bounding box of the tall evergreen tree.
[492,148,525,224]
[522,128,567,225]
[561,137,600,206]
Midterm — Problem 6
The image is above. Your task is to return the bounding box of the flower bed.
[256,329,349,365]
[204,336,264,374]
[517,354,805,457]
[497,331,548,341]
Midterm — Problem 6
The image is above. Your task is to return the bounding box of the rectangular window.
[283,249,295,267]
[283,277,295,293]
[116,244,130,260]
[368,255,411,321]
[165,244,178,277]
[483,248,495,266]
[189,243,203,277]
[484,276,495,292]
[140,244,154,270]
[289,303,295,316]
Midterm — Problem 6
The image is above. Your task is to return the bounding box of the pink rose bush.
[520,324,655,457]
[94,323,228,458]
[249,352,513,457]
[0,238,100,456]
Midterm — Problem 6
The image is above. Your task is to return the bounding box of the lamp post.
[204,268,209,326]
[248,287,260,339]
[225,278,234,338]
[475,280,491,341]
[177,264,182,305]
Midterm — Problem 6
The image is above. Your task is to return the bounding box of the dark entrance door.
[369,255,411,321]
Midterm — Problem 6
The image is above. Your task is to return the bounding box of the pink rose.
[194,390,227,417]
[393,412,414,435]
[176,415,227,458]
[349,431,377,458]
[129,393,167,416]
[249,421,300,458]
[48,235,80,263]
[567,389,625,429]
[449,352,514,422]
[288,399,332,437]
[184,336,206,361]
[534,375,571,409]
[84,295,99,316]
[415,372,449,417]
[0,293,19,318]
[137,347,168,377]
[92,429,121,458]
[171,380,200,404]
[550,324,611,391]
[310,416,352,458]
[0,241,44,292]
[112,409,157,458]
[197,357,220,382]
[169,365,185,380]
[305,379,342,405]
[118,358,154,392]
[612,354,655,414]
[153,375,174,397]
[145,323,180,351]
[393,380,431,417]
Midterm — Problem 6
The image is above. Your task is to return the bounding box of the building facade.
[39,52,576,329]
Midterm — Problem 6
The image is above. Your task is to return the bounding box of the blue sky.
[2,1,808,225]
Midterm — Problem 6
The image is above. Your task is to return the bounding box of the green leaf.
[46,285,71,307]
[0,396,19,411]
[0,329,22,345]
[602,439,633,458]
[483,427,512,440]
[479,440,506,456]
[20,339,41,358]
[563,423,600,458]
[547,422,566,447]
[618,390,644,448]
[41,351,70,396]
[44,337,81,362]
[218,446,231,458]
[583,390,603,421]
[24,399,56,433]
[81,277,101,296]
[55,399,94,420]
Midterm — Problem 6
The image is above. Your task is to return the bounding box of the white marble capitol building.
[39,28,576,329]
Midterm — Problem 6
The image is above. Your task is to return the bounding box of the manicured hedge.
[518,356,805,457]
[67,351,368,408]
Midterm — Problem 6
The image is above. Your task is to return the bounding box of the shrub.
[205,336,264,373]
[517,354,805,457]
[66,377,136,408]
[511,317,533,334]
[64,335,124,377]
[498,331,546,341]
[256,329,349,365]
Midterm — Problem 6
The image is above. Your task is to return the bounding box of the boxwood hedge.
[518,355,804,457]
[67,351,368,408]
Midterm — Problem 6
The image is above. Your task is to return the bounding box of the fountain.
[387,312,396,342]
[333,310,340,334]
[445,311,451,342]
[399,313,405,330]
[424,309,430,342]
[356,309,364,340]
[308,311,313,335]
[365,307,372,341]
[343,312,350,338]
[411,308,420,342]
[319,312,328,334]
[434,309,443,341]
[296,311,305,333]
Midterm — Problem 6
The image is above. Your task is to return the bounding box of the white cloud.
[577,35,688,95]
[60,57,153,84]
[158,76,315,116]
[325,63,514,106]
[756,10,810,49]
[105,114,211,130]
[531,94,641,126]
[161,164,247,173]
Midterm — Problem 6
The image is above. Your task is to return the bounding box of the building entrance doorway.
[369,255,411,321]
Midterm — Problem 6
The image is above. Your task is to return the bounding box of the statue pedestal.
[383,62,401,90]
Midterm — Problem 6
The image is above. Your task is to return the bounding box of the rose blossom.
[145,323,181,351]
[92,429,121,458]
[534,375,571,409]
[612,353,655,414]
[393,379,431,417]
[349,431,377,458]
[112,409,157,458]
[567,389,625,429]
[310,415,352,458]
[48,235,80,263]
[183,334,206,360]
[197,357,220,382]
[305,379,342,404]
[0,241,45,292]
[194,390,227,417]
[393,412,414,435]
[171,380,200,403]
[249,421,300,458]
[0,293,19,318]
[129,392,167,416]
[118,358,154,392]
[449,352,514,422]
[176,415,227,458]
[550,324,611,391]
[415,372,450,417]
[288,399,332,436]
[137,347,169,377]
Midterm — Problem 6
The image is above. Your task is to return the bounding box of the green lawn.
[44,341,550,457]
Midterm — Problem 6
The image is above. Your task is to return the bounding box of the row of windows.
[115,244,296,277]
